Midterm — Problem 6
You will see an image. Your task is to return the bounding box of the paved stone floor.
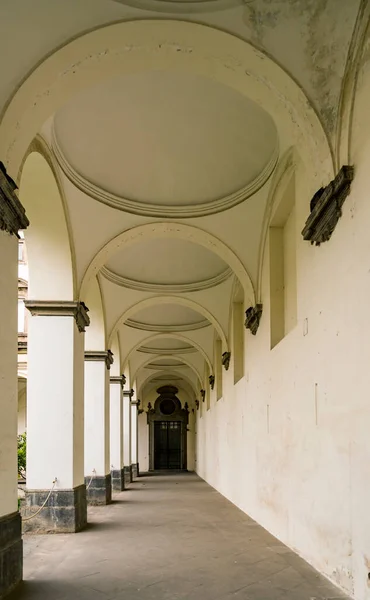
[12,473,350,600]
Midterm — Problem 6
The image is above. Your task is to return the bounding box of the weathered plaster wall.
[197,38,370,600]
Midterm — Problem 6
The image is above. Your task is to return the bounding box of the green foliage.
[17,432,26,479]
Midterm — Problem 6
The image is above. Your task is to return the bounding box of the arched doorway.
[147,386,189,471]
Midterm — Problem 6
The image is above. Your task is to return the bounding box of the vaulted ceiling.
[2,0,363,404]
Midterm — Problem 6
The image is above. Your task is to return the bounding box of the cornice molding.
[85,349,114,369]
[137,345,196,355]
[0,162,29,236]
[110,375,125,387]
[145,362,186,370]
[100,265,232,293]
[52,129,278,219]
[25,300,90,332]
[125,318,210,333]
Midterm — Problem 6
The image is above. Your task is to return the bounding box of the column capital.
[85,349,114,370]
[124,389,134,399]
[24,300,90,332]
[0,162,29,236]
[110,375,125,388]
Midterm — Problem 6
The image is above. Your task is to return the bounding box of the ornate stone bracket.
[0,161,29,236]
[245,304,263,335]
[222,351,231,371]
[147,402,155,415]
[110,375,125,388]
[85,349,114,370]
[137,399,144,414]
[25,301,90,332]
[200,389,206,402]
[209,375,215,390]
[301,165,354,245]
[195,399,199,410]
[122,374,127,386]
[124,389,135,400]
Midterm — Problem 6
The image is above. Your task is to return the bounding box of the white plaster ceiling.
[5,1,363,396]
[140,339,193,351]
[105,238,229,285]
[130,305,209,328]
[53,71,278,207]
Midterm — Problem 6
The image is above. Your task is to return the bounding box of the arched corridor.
[1,2,370,600]
[18,473,351,600]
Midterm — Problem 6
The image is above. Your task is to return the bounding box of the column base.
[85,474,112,506]
[131,464,138,479]
[0,512,22,598]
[23,485,87,534]
[124,466,131,486]
[111,468,125,492]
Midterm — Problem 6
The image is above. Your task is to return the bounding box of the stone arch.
[138,369,198,400]
[109,295,228,351]
[18,143,75,300]
[122,332,213,375]
[131,353,204,387]
[80,222,255,305]
[110,332,121,377]
[1,20,332,192]
[84,275,106,350]
[257,147,297,301]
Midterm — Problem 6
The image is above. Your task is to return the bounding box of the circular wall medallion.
[160,398,176,415]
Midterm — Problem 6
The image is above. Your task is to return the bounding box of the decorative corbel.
[122,374,127,386]
[245,304,263,335]
[200,389,206,402]
[147,402,155,415]
[301,165,354,245]
[137,399,144,415]
[0,162,29,236]
[195,399,199,410]
[209,375,215,390]
[222,351,231,371]
[184,402,189,413]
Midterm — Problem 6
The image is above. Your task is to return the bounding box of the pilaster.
[84,350,113,505]
[0,163,27,596]
[110,376,125,492]
[24,300,89,532]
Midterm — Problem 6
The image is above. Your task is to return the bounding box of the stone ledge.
[85,474,112,506]
[0,512,22,599]
[111,468,125,492]
[23,485,87,534]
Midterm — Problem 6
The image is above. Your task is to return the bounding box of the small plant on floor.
[18,432,27,479]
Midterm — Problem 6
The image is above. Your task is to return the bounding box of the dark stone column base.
[136,462,140,477]
[23,485,87,534]
[111,468,125,492]
[124,466,131,486]
[0,512,22,598]
[85,474,112,506]
[131,464,138,479]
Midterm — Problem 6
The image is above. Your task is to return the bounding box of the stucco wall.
[197,40,370,600]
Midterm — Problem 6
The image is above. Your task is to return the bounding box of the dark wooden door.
[154,421,182,469]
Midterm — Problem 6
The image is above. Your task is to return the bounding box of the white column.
[25,301,89,533]
[110,376,124,491]
[123,390,132,482]
[131,399,139,478]
[84,350,112,504]
[0,164,29,595]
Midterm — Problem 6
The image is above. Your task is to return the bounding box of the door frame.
[147,386,189,471]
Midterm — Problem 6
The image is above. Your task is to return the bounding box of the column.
[0,163,28,597]
[109,375,125,492]
[123,389,132,485]
[131,398,139,479]
[84,351,113,505]
[24,301,89,533]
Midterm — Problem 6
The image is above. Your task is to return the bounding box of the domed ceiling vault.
[3,2,363,398]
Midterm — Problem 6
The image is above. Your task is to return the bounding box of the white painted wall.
[197,54,370,600]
